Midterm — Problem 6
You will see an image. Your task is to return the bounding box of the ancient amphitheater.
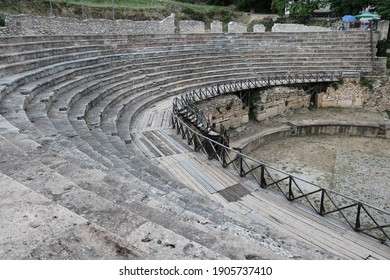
[0,15,389,260]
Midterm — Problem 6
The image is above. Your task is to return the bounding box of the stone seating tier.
[0,31,386,259]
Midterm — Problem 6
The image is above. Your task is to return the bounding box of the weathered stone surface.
[4,14,175,36]
[228,21,247,33]
[254,87,309,121]
[210,20,223,33]
[316,78,370,109]
[196,94,248,131]
[179,20,205,34]
[272,23,331,32]
[253,24,266,33]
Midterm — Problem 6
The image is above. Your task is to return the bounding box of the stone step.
[0,116,314,260]
[0,44,112,64]
[0,170,146,260]
[0,136,234,260]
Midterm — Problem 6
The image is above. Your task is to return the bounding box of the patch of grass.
[0,13,5,27]
[247,18,274,32]
[360,77,373,90]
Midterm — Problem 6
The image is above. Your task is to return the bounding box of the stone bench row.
[0,33,383,259]
[0,42,374,80]
[0,31,373,45]
[18,49,348,174]
[0,31,373,55]
[0,36,372,57]
[1,111,276,260]
[1,40,372,98]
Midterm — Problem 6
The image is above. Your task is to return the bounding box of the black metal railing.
[173,72,342,115]
[171,72,390,245]
[172,114,390,244]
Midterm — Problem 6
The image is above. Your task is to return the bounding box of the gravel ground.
[235,108,390,211]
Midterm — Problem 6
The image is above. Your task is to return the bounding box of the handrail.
[171,114,390,244]
[171,72,390,245]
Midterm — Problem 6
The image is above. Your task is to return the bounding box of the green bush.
[0,13,5,27]
[360,77,373,90]
[248,18,274,32]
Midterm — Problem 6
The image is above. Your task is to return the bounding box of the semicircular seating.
[1,31,389,260]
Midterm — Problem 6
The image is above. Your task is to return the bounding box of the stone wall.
[289,120,388,138]
[4,14,175,36]
[253,87,310,121]
[179,20,205,33]
[272,23,331,32]
[316,78,365,108]
[378,20,390,40]
[196,94,249,131]
[210,20,223,33]
[228,22,247,33]
[316,77,390,110]
[253,24,266,33]
[0,26,10,36]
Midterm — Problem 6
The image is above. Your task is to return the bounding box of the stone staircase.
[1,32,388,260]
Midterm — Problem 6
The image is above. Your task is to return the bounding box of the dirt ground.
[230,108,390,211]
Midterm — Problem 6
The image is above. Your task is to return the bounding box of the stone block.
[321,100,338,107]
[221,119,231,130]
[179,20,205,34]
[315,93,323,107]
[337,99,353,108]
[255,112,266,121]
[228,22,247,33]
[353,98,364,108]
[241,114,249,124]
[277,102,286,114]
[210,20,223,33]
[253,24,266,33]
[265,106,278,118]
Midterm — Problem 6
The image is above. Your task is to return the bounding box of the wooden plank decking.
[131,98,390,260]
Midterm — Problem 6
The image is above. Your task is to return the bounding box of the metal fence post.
[260,165,266,188]
[320,189,325,215]
[288,175,294,200]
[355,203,362,231]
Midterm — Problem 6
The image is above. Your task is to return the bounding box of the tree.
[271,0,290,16]
[377,0,390,20]
[271,0,323,19]
[327,0,379,16]
[235,0,272,13]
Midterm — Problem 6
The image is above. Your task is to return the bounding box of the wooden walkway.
[130,98,390,260]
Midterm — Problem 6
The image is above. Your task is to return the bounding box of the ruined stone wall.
[272,23,331,32]
[316,77,390,110]
[179,20,205,33]
[3,14,175,36]
[196,94,249,131]
[210,20,223,33]
[0,26,10,36]
[253,24,266,33]
[316,78,365,108]
[378,20,389,40]
[228,22,247,33]
[253,87,310,121]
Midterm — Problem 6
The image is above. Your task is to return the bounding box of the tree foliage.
[271,0,322,19]
[377,0,390,20]
[327,0,378,16]
[235,0,272,12]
